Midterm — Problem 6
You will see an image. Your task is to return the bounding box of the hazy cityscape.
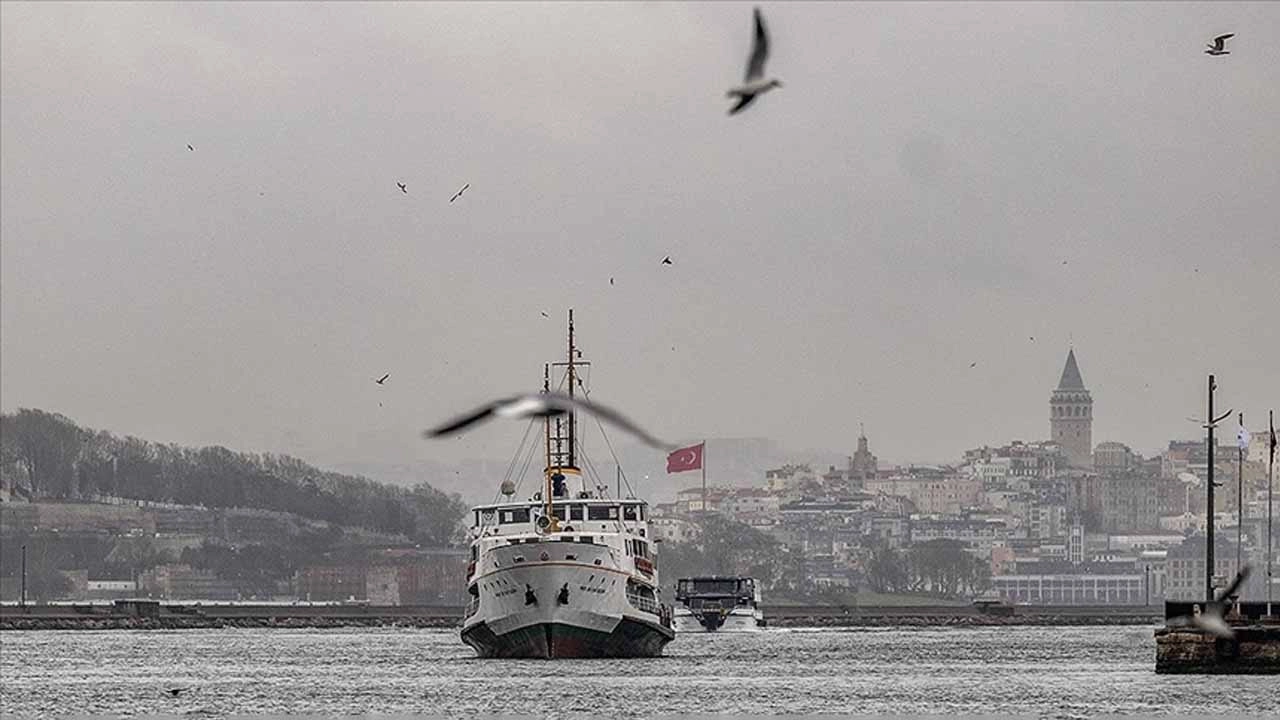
[3,346,1275,609]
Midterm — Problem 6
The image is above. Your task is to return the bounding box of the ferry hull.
[673,608,764,633]
[462,542,673,658]
[462,616,673,659]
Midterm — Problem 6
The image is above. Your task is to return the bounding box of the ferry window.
[578,536,594,544]
[501,508,530,524]
[474,511,481,526]
[638,505,645,521]
[622,505,638,521]
[588,505,619,521]
[636,541,648,559]
[569,505,585,521]
[553,504,571,520]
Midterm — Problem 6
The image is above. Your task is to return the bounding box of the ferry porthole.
[540,552,550,561]
[594,559,602,566]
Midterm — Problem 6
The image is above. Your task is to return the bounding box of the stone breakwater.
[1,615,460,630]
[1155,625,1280,674]
[767,613,1160,628]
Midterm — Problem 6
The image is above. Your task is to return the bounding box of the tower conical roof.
[1057,349,1085,390]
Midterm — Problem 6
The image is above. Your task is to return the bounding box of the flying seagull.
[397,182,407,194]
[727,7,782,115]
[661,256,673,265]
[540,311,549,318]
[1169,566,1250,638]
[424,391,674,450]
[1206,33,1234,56]
[450,183,470,203]
[375,373,390,385]
[187,144,194,152]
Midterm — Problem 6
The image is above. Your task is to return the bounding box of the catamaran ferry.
[460,311,675,658]
[672,576,765,632]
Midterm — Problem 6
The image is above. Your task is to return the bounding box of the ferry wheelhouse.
[460,311,675,658]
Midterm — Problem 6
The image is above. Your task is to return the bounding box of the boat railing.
[465,597,479,618]
[625,587,661,616]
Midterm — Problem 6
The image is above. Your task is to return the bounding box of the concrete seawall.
[1,602,1162,630]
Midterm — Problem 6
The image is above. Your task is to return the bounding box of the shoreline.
[0,603,1163,631]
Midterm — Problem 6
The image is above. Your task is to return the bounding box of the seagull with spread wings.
[424,391,673,450]
[450,183,470,203]
[1205,33,1234,56]
[727,7,782,115]
[1168,566,1250,638]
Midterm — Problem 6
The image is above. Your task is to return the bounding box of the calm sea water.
[0,625,1276,718]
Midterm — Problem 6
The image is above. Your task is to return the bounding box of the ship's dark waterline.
[462,617,675,658]
[2,626,1277,717]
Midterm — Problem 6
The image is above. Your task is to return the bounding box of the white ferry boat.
[460,311,676,658]
[672,576,765,632]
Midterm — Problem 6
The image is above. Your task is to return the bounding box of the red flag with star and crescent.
[666,442,704,473]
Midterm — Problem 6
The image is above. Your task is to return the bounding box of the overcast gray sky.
[3,2,1277,480]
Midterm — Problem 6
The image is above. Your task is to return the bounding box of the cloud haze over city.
[3,2,1277,483]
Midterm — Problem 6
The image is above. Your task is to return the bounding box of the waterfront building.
[1163,537,1242,600]
[993,571,1147,605]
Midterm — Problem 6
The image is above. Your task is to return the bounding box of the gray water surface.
[1,626,1276,718]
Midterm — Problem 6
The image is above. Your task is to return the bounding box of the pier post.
[20,544,27,607]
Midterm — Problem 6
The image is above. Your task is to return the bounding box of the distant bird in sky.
[424,391,674,450]
[397,182,407,194]
[1029,336,1035,342]
[540,311,549,318]
[450,183,470,203]
[375,373,390,385]
[727,7,782,115]
[970,362,977,368]
[187,144,194,151]
[610,277,615,286]
[1205,33,1234,56]
[661,256,673,265]
[1170,566,1250,638]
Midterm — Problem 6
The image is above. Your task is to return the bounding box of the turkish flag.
[666,443,704,473]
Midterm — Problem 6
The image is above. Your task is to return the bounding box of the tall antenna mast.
[543,362,552,481]
[567,308,577,469]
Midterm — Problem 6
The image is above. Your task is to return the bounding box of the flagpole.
[701,441,707,515]
[1268,410,1274,610]
[1238,412,1244,577]
[1206,375,1217,603]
